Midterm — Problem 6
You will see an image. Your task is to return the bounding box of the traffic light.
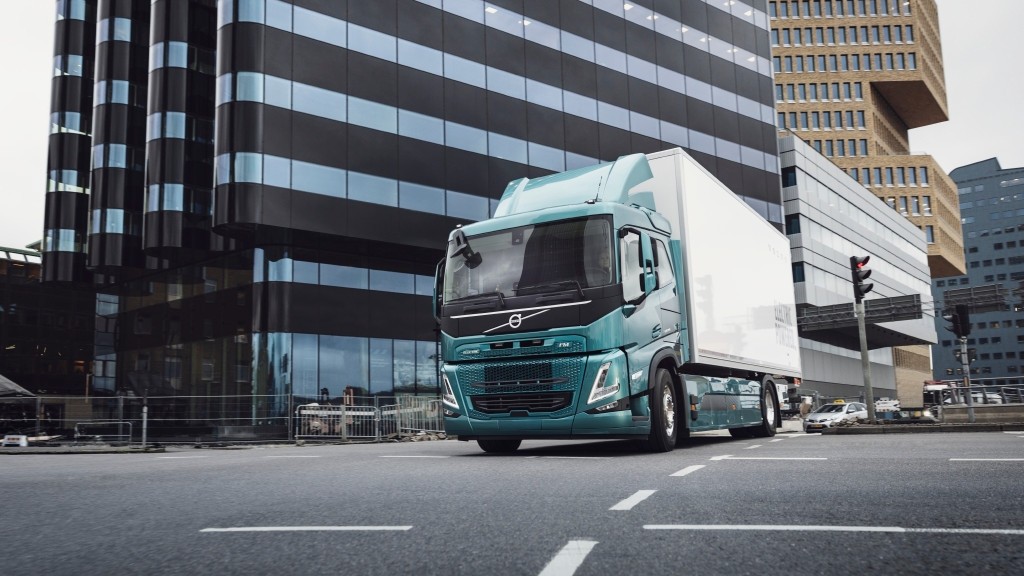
[955,304,971,337]
[943,309,963,337]
[849,255,873,303]
[943,304,971,338]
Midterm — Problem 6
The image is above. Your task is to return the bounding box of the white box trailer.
[644,148,802,378]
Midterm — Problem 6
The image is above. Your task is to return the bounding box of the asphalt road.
[2,428,1023,576]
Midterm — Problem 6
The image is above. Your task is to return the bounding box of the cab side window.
[620,230,644,302]
[654,239,674,290]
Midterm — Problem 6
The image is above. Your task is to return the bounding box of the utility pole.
[855,299,876,424]
[850,256,876,423]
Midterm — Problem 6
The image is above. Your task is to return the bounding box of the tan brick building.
[769,0,965,404]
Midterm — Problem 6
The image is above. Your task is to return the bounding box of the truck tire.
[477,439,522,453]
[751,384,778,438]
[646,368,678,452]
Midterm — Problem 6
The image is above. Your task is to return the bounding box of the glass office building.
[932,158,1024,387]
[42,0,782,439]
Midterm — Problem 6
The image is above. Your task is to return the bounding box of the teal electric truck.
[434,148,802,453]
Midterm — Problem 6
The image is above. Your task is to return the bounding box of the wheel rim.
[663,383,676,437]
[764,392,776,432]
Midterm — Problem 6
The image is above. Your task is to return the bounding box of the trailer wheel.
[751,384,778,438]
[477,439,522,453]
[646,368,678,452]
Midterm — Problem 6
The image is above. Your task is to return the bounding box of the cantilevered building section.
[770,0,963,278]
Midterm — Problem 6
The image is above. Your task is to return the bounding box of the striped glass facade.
[42,0,781,440]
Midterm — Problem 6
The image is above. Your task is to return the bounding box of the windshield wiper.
[516,280,584,299]
[449,290,506,308]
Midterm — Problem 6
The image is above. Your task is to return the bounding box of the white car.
[1,435,29,447]
[803,402,868,432]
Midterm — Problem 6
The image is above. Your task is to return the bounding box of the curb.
[824,422,1024,435]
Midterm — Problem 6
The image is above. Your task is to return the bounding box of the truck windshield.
[444,216,614,304]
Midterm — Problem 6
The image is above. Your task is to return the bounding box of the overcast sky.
[1,0,1021,249]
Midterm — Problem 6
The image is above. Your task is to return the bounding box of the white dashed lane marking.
[609,490,657,511]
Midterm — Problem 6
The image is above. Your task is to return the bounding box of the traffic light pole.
[960,336,975,423]
[855,299,876,424]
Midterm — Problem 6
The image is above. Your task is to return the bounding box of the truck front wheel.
[646,368,678,452]
[477,439,522,453]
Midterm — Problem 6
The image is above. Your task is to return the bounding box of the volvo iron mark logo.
[484,309,549,334]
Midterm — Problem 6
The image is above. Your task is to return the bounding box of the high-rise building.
[41,0,783,439]
[769,0,964,404]
[931,158,1024,389]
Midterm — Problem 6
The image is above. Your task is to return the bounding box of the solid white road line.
[710,455,826,461]
[609,490,657,511]
[201,526,413,533]
[643,524,1024,535]
[524,456,612,460]
[670,464,706,477]
[538,540,598,576]
[949,458,1024,461]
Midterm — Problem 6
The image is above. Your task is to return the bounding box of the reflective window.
[443,53,486,89]
[399,182,446,215]
[263,155,291,188]
[488,132,528,165]
[349,172,398,207]
[446,190,489,221]
[320,336,368,390]
[236,71,264,102]
[50,111,84,134]
[292,160,345,197]
[264,75,291,108]
[98,17,131,42]
[234,152,263,184]
[398,39,443,75]
[54,54,83,76]
[369,339,393,395]
[445,121,488,155]
[293,6,346,48]
[487,66,526,100]
[237,0,265,24]
[293,82,345,122]
[398,110,444,145]
[266,0,292,31]
[370,270,415,294]
[320,264,367,289]
[349,23,396,62]
[349,97,397,133]
[216,73,232,105]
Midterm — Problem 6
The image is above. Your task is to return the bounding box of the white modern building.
[779,135,936,404]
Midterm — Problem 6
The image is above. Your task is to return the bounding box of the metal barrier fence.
[0,394,443,444]
[294,396,444,442]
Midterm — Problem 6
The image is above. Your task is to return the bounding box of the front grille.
[471,392,573,414]
[458,357,584,396]
[484,362,551,383]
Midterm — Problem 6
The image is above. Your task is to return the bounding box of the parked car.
[803,402,868,432]
[1,434,29,447]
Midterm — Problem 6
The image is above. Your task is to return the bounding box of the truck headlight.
[442,374,459,410]
[587,362,620,404]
